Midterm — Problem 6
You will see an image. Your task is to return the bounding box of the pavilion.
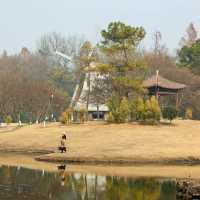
[143,71,186,108]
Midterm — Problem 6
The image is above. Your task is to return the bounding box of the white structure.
[71,62,109,120]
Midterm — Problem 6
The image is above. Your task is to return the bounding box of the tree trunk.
[97,104,100,120]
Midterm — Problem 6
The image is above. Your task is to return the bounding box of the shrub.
[79,107,87,123]
[107,93,120,123]
[119,97,130,122]
[107,112,114,123]
[144,96,161,124]
[107,94,130,123]
[4,115,13,125]
[149,96,161,121]
[185,107,193,119]
[59,112,69,124]
[162,105,177,122]
[130,97,145,121]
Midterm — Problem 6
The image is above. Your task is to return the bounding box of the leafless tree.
[179,23,198,47]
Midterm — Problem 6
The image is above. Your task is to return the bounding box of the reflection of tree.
[104,176,128,200]
[71,174,86,200]
[0,165,176,200]
[128,178,161,200]
[159,181,176,200]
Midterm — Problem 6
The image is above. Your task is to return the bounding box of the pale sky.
[0,0,199,54]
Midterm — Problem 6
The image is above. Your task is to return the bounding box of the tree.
[79,107,87,123]
[153,31,168,55]
[185,107,193,119]
[107,93,121,123]
[144,96,161,124]
[4,115,12,125]
[99,21,146,99]
[107,94,130,123]
[130,97,145,121]
[178,39,200,74]
[0,53,69,123]
[162,106,177,123]
[37,32,84,60]
[119,97,130,122]
[179,23,198,47]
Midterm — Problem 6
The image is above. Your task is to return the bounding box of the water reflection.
[0,165,176,200]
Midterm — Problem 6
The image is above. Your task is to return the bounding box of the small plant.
[107,112,114,123]
[162,105,177,123]
[130,97,145,121]
[185,107,193,119]
[144,96,161,124]
[119,97,130,123]
[107,94,130,123]
[59,112,69,124]
[79,107,87,123]
[4,115,13,125]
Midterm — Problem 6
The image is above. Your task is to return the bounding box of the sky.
[0,0,200,54]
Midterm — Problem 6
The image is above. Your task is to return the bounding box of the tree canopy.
[178,39,200,75]
[98,21,146,98]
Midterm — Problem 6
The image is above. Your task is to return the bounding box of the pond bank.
[1,153,200,179]
[35,153,200,166]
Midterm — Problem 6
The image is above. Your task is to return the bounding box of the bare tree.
[179,23,198,47]
[0,52,69,123]
[153,31,168,55]
[37,32,85,67]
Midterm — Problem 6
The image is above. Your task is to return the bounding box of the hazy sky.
[0,0,199,54]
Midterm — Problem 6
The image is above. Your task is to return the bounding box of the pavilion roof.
[143,74,186,90]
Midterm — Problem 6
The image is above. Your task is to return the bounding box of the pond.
[0,164,177,200]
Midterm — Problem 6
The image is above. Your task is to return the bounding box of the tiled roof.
[143,75,186,90]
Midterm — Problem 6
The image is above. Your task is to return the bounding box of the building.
[70,63,109,121]
[143,71,186,108]
[71,69,186,121]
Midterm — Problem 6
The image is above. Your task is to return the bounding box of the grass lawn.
[0,120,200,164]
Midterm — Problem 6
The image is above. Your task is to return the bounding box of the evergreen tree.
[98,21,146,99]
[178,39,200,75]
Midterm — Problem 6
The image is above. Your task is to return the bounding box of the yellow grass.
[0,120,200,164]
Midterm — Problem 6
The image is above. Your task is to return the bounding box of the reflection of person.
[57,165,67,186]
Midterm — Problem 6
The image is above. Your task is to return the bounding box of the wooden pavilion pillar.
[176,92,179,109]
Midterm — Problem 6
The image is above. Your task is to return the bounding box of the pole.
[156,70,159,101]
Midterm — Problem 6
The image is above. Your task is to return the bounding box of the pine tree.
[98,21,146,99]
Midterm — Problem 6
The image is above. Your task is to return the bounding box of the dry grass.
[0,120,200,164]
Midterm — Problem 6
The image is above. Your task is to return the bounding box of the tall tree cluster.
[0,52,69,122]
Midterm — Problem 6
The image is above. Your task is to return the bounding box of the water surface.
[0,164,177,200]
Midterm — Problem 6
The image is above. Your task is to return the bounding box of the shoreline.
[1,149,200,166]
[2,152,200,179]
[35,153,200,166]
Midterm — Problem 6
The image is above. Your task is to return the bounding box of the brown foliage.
[0,53,68,122]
